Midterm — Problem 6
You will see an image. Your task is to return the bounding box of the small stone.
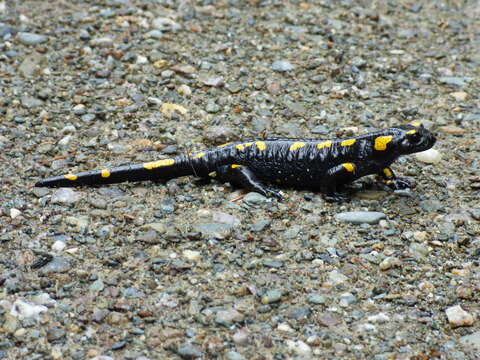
[367,313,390,323]
[285,340,311,357]
[335,211,386,224]
[10,300,47,320]
[317,312,342,327]
[17,32,48,45]
[201,76,224,87]
[409,243,430,259]
[212,211,240,226]
[459,331,480,350]
[439,126,465,135]
[456,285,473,299]
[232,329,250,345]
[327,270,348,285]
[161,103,188,117]
[277,323,294,332]
[339,293,357,307]
[271,60,294,72]
[152,17,181,32]
[251,219,270,232]
[47,326,66,342]
[225,351,245,360]
[177,84,192,96]
[438,77,473,86]
[9,208,21,219]
[89,279,104,292]
[51,188,81,204]
[51,240,66,252]
[243,192,269,206]
[203,126,237,144]
[445,305,474,328]
[214,309,244,326]
[20,95,43,109]
[145,30,163,39]
[182,250,201,262]
[419,199,442,213]
[205,100,221,113]
[225,82,243,93]
[379,256,400,270]
[38,257,71,274]
[177,343,203,359]
[90,37,114,48]
[18,53,46,77]
[413,231,429,241]
[449,91,468,102]
[307,293,327,305]
[261,289,283,304]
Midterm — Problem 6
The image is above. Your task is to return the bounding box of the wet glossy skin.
[35,123,436,201]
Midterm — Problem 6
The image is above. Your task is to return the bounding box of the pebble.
[225,351,245,360]
[182,250,201,262]
[438,77,473,86]
[214,309,244,326]
[445,305,474,328]
[9,208,21,219]
[415,148,442,164]
[38,257,72,274]
[409,243,430,259]
[277,323,294,332]
[20,95,43,109]
[449,91,468,102]
[335,211,386,224]
[261,289,283,304]
[327,270,348,285]
[271,60,294,72]
[193,223,232,239]
[243,192,269,206]
[232,329,250,345]
[205,100,221,113]
[18,53,45,77]
[177,343,203,359]
[177,84,192,97]
[10,300,47,320]
[152,17,181,32]
[287,340,312,357]
[307,293,327,305]
[251,219,270,232]
[212,211,240,226]
[339,293,358,307]
[379,256,400,270]
[419,199,442,213]
[51,240,66,252]
[51,188,81,204]
[459,331,480,350]
[201,76,224,87]
[17,32,48,45]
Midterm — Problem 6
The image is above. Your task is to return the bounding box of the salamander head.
[388,123,436,155]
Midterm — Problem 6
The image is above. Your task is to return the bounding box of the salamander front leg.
[216,165,283,199]
[379,167,411,190]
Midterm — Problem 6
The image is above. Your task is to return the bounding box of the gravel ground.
[1,0,479,359]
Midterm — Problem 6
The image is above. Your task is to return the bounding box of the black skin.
[35,124,437,202]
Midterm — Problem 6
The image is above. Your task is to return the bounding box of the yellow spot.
[289,142,306,151]
[255,141,266,151]
[101,169,111,178]
[193,152,205,159]
[342,163,355,172]
[406,129,417,135]
[386,180,393,185]
[411,121,422,127]
[341,139,356,147]
[275,178,281,183]
[143,158,175,170]
[208,171,217,177]
[64,173,77,181]
[383,168,393,178]
[317,141,332,149]
[231,164,242,169]
[244,142,253,147]
[217,142,232,148]
[235,144,245,151]
[374,135,393,151]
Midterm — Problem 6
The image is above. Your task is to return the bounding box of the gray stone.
[38,257,71,274]
[17,32,48,45]
[419,199,442,213]
[225,351,245,360]
[205,100,221,113]
[193,223,232,238]
[335,211,386,224]
[51,188,81,204]
[20,96,43,109]
[438,77,474,86]
[272,60,294,72]
[459,331,480,350]
[145,30,163,39]
[261,289,283,304]
[251,219,270,232]
[307,293,327,305]
[243,192,269,206]
[327,270,348,285]
[152,17,181,32]
[177,343,203,359]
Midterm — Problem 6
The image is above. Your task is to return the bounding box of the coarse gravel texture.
[1,0,479,359]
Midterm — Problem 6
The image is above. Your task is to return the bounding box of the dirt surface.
[1,0,479,359]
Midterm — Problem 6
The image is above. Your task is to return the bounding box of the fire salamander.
[35,122,436,201]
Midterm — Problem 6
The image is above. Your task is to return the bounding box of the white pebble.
[183,250,201,262]
[446,305,474,328]
[136,55,148,64]
[367,312,390,323]
[415,148,442,164]
[277,323,294,332]
[10,208,21,219]
[10,299,47,320]
[52,240,66,252]
[285,340,312,356]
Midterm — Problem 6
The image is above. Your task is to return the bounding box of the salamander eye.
[407,131,422,144]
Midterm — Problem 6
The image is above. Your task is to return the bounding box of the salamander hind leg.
[216,165,283,199]
[319,163,357,202]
